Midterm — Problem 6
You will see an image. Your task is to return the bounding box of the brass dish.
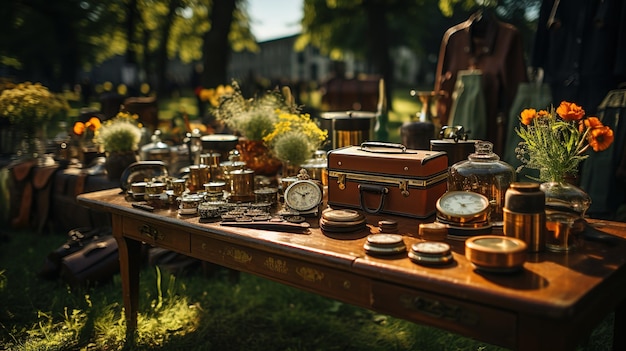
[465,235,527,273]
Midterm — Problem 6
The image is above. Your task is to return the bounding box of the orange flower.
[520,108,537,125]
[556,101,585,122]
[587,125,614,152]
[86,117,101,131]
[578,116,603,133]
[73,121,86,135]
[537,110,549,117]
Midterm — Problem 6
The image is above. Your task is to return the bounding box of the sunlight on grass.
[16,309,85,351]
[7,268,202,351]
[133,297,202,348]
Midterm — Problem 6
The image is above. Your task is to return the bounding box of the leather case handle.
[360,141,408,153]
[358,184,389,214]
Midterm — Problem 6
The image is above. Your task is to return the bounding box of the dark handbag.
[39,226,112,280]
[60,235,119,287]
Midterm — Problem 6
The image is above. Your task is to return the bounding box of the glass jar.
[448,141,515,226]
[301,150,328,186]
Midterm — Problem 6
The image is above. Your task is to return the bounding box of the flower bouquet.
[515,101,614,183]
[263,111,328,171]
[212,81,327,176]
[0,82,69,133]
[0,82,70,159]
[514,101,614,251]
[94,111,143,153]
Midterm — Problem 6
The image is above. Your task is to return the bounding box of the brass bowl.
[465,235,527,273]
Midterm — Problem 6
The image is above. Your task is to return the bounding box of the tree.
[201,0,237,89]
[0,0,124,90]
[0,0,256,95]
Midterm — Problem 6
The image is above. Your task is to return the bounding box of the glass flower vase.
[15,125,47,163]
[540,181,591,252]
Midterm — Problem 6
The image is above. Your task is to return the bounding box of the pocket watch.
[408,241,454,266]
[284,179,323,215]
[436,191,490,227]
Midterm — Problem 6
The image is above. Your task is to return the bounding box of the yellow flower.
[0,82,69,131]
[264,111,328,165]
[198,84,235,108]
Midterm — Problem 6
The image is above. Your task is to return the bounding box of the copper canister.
[320,111,376,149]
[170,178,187,196]
[200,152,221,168]
[229,169,255,202]
[188,164,210,193]
[503,182,546,252]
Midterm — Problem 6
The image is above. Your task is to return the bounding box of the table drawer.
[371,281,516,349]
[190,234,371,307]
[122,217,190,253]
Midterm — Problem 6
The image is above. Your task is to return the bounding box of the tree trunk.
[155,0,181,97]
[202,0,238,88]
[363,0,394,111]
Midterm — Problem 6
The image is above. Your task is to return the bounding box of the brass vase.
[236,139,282,176]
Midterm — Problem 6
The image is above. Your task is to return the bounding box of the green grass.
[0,229,615,351]
[0,229,505,351]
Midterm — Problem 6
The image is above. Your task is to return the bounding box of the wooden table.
[78,188,626,350]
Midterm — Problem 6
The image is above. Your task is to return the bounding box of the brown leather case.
[327,142,448,219]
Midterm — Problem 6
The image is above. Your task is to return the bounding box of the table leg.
[111,215,142,338]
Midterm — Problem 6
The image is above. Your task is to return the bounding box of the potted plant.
[0,81,69,159]
[213,81,327,176]
[263,110,328,176]
[514,101,614,251]
[94,111,143,180]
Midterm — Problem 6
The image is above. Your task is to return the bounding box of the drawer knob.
[140,224,164,241]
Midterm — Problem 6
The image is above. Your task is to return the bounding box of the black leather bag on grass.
[60,235,119,287]
[39,226,112,280]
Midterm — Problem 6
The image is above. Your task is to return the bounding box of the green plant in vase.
[514,101,614,251]
[263,111,328,176]
[0,81,70,160]
[213,81,308,175]
[94,111,142,180]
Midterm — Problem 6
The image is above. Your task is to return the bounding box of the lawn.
[0,228,614,351]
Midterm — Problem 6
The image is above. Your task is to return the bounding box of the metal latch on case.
[337,173,346,190]
[399,180,410,197]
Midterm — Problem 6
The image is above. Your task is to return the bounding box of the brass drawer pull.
[139,224,164,241]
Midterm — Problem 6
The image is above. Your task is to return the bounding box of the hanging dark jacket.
[531,0,626,115]
[435,11,528,155]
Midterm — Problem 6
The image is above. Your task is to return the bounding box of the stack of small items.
[319,209,366,233]
[363,234,407,256]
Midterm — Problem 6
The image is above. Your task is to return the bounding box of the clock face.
[284,180,323,211]
[436,191,490,218]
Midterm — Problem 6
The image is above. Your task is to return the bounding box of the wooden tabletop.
[78,188,626,350]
